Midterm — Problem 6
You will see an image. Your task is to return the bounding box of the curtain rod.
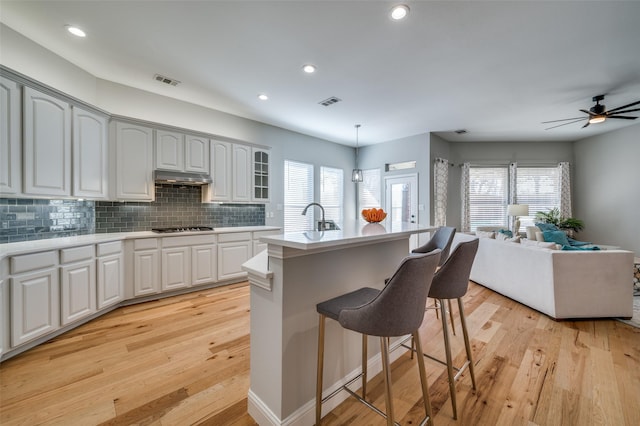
[457,162,568,167]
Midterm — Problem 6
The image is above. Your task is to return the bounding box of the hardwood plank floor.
[1,281,638,425]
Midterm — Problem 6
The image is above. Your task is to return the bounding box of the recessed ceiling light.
[66,25,86,37]
[390,4,410,21]
[302,64,316,74]
[258,94,269,101]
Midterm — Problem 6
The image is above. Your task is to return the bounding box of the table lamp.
[507,204,529,235]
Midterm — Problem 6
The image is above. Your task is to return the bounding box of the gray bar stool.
[415,238,479,420]
[315,250,441,426]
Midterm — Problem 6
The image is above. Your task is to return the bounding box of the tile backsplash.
[1,184,265,243]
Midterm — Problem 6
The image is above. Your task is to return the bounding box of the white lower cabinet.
[161,247,191,291]
[0,279,6,357]
[133,239,160,296]
[192,244,217,286]
[96,241,124,309]
[218,232,251,281]
[60,245,96,326]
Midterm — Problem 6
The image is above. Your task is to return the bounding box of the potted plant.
[535,208,584,238]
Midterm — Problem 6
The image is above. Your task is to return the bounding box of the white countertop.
[0,226,280,259]
[261,221,436,251]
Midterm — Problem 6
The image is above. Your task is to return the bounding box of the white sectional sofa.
[453,233,634,319]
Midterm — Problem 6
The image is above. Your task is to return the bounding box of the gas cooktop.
[151,226,214,233]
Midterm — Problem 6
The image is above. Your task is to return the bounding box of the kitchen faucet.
[302,202,325,231]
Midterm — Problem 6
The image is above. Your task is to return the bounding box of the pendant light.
[352,124,363,182]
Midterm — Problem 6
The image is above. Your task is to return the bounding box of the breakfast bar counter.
[243,221,435,425]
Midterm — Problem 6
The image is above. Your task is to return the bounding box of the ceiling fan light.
[588,115,606,124]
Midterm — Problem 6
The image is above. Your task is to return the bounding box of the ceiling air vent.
[318,96,342,107]
[454,129,468,134]
[153,74,181,86]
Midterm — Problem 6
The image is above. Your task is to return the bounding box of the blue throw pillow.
[498,229,513,238]
[542,230,570,246]
[536,222,559,232]
[561,245,600,251]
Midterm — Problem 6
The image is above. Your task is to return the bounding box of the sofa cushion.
[476,230,495,238]
[521,239,559,249]
[525,226,541,240]
[543,230,570,246]
[496,233,520,243]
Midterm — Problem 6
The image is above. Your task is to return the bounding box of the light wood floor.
[1,281,639,425]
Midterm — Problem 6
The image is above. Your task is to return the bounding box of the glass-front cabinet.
[252,148,269,202]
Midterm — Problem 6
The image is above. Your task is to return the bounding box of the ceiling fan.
[542,95,640,130]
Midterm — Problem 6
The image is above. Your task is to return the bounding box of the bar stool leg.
[316,314,326,425]
[440,298,458,419]
[362,334,368,399]
[412,331,434,426]
[447,299,456,336]
[380,336,395,426]
[458,298,477,390]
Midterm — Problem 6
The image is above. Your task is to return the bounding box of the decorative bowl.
[361,208,387,223]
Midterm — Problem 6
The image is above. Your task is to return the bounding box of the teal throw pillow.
[542,230,570,246]
[498,229,513,238]
[536,222,559,232]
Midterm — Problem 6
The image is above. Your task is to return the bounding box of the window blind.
[516,167,560,230]
[469,167,508,231]
[284,160,313,232]
[320,166,343,226]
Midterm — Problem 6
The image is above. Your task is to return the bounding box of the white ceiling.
[1,0,640,146]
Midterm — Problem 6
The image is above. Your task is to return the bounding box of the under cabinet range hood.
[154,170,213,185]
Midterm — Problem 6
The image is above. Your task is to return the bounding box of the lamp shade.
[507,204,529,216]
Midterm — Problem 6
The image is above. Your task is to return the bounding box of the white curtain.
[509,162,518,204]
[460,162,471,232]
[558,162,572,217]
[433,158,449,226]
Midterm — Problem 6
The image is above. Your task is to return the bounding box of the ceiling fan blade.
[544,118,587,130]
[608,107,640,115]
[606,100,640,113]
[580,109,596,116]
[541,116,586,124]
[607,115,637,120]
[582,121,590,128]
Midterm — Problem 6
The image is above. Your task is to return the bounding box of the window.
[469,167,508,231]
[284,160,313,232]
[358,168,381,210]
[320,166,343,226]
[516,167,560,230]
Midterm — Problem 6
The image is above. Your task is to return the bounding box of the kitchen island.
[243,222,436,426]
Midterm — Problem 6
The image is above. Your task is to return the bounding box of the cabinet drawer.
[218,232,251,243]
[60,245,94,264]
[134,238,158,250]
[253,230,280,239]
[11,251,58,274]
[162,235,215,248]
[97,241,122,257]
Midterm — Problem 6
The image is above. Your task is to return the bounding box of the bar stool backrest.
[428,239,479,300]
[338,250,441,337]
[412,226,456,266]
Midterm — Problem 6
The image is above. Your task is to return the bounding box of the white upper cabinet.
[23,87,71,197]
[155,130,184,171]
[185,134,209,173]
[252,148,270,202]
[0,77,21,195]
[209,140,232,202]
[72,107,108,199]
[111,121,154,201]
[233,144,251,202]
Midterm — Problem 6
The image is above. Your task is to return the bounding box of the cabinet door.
[60,260,97,325]
[252,148,270,202]
[11,268,60,346]
[23,87,71,197]
[210,140,232,201]
[73,107,108,198]
[113,122,154,201]
[217,241,251,281]
[0,279,6,356]
[185,135,210,173]
[192,244,217,286]
[133,249,160,296]
[233,144,251,202]
[97,253,123,309]
[155,130,184,171]
[0,77,21,195]
[161,247,191,291]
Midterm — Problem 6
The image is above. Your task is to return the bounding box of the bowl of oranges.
[361,208,387,223]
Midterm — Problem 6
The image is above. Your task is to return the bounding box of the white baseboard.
[247,338,410,425]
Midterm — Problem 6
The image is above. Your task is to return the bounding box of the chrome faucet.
[302,202,325,231]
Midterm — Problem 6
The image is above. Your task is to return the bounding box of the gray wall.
[573,123,640,255]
